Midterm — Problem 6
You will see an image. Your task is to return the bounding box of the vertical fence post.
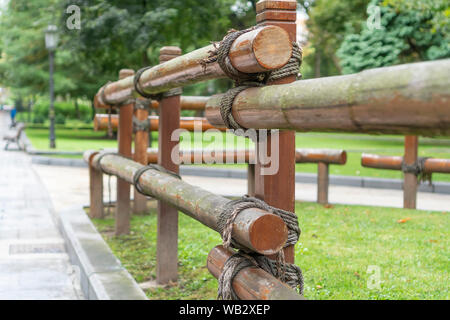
[133,96,150,214]
[247,163,255,196]
[115,69,134,235]
[404,135,418,209]
[317,162,329,205]
[156,46,182,284]
[88,152,104,219]
[255,0,298,263]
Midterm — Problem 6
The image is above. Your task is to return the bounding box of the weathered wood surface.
[317,162,329,205]
[254,0,298,264]
[156,47,181,285]
[91,153,289,255]
[362,153,450,174]
[205,59,450,136]
[133,68,149,214]
[207,245,304,300]
[84,150,104,219]
[95,95,208,110]
[143,148,347,165]
[403,136,418,209]
[296,149,346,164]
[94,26,292,106]
[146,149,253,165]
[94,114,225,132]
[115,69,134,235]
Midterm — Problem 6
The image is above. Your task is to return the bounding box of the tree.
[337,0,450,74]
[59,0,257,97]
[0,0,80,99]
[299,0,370,78]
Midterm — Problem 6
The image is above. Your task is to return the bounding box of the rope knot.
[216,195,303,299]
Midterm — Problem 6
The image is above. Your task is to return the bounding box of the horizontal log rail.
[361,153,450,174]
[207,245,304,300]
[94,26,293,106]
[95,96,208,110]
[94,114,225,132]
[88,152,288,255]
[205,59,450,136]
[144,148,347,165]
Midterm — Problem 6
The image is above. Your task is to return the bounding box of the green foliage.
[59,0,256,96]
[55,113,66,124]
[32,113,46,124]
[1,1,257,107]
[30,100,91,123]
[300,0,370,78]
[337,0,450,74]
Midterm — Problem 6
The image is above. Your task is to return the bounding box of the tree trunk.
[74,99,80,119]
[315,50,321,78]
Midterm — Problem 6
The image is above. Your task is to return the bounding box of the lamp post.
[45,25,58,149]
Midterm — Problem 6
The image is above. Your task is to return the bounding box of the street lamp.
[45,25,58,148]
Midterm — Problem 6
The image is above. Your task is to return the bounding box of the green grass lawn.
[25,127,450,181]
[92,201,449,300]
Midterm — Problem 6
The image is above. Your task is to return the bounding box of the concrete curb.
[30,155,450,195]
[55,205,148,300]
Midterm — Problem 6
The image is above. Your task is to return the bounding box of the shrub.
[33,114,46,124]
[55,114,66,125]
[32,100,92,122]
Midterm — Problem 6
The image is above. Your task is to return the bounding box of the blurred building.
[296,10,309,47]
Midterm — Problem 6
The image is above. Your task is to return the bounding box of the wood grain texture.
[205,60,450,136]
[94,26,293,105]
[207,245,304,300]
[91,153,289,256]
[255,0,297,264]
[404,136,419,209]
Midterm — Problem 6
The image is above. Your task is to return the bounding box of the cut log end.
[253,25,292,71]
[248,212,288,255]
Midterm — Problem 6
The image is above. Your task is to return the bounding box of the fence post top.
[256,0,297,12]
[119,68,135,79]
[160,46,182,63]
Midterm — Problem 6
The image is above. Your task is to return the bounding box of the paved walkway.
[34,163,449,213]
[0,111,83,299]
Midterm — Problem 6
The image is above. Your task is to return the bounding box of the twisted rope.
[217,251,304,300]
[134,67,182,101]
[132,164,181,196]
[401,157,432,184]
[216,195,303,299]
[132,116,150,133]
[216,35,303,130]
[202,27,269,85]
[134,99,151,111]
[217,195,300,251]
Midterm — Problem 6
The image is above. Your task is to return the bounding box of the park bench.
[3,122,25,151]
[83,0,449,300]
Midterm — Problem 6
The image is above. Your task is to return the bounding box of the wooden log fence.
[146,148,346,204]
[207,245,305,300]
[94,25,293,107]
[95,95,208,111]
[362,150,450,209]
[205,59,450,136]
[86,0,450,300]
[93,114,225,132]
[89,152,288,256]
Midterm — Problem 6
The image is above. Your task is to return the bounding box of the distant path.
[0,111,83,299]
[34,163,449,213]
